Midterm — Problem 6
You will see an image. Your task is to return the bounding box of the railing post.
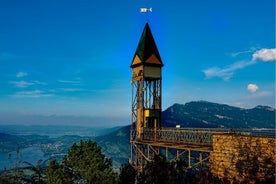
[199,151,202,168]
[154,119,157,141]
[166,147,168,160]
[188,149,191,168]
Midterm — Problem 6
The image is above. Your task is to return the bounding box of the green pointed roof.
[131,23,163,68]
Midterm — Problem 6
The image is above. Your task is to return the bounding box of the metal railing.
[142,128,213,145]
[139,127,275,145]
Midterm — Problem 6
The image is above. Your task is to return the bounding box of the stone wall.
[209,133,275,183]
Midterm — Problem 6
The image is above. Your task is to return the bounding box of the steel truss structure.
[130,127,213,171]
[131,78,162,139]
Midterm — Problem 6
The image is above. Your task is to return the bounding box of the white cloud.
[58,80,81,85]
[231,48,256,57]
[59,88,84,92]
[203,48,275,80]
[252,48,276,62]
[10,80,33,88]
[247,84,259,93]
[12,90,54,98]
[202,60,255,81]
[16,72,28,78]
[10,80,46,88]
[32,80,47,85]
[203,67,232,81]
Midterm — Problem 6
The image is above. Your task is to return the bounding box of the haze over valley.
[0,101,274,170]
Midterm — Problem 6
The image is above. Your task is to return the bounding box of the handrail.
[138,128,275,145]
[142,128,213,145]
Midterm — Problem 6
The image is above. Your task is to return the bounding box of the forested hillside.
[162,101,275,128]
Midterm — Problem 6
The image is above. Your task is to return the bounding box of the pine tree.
[46,140,118,184]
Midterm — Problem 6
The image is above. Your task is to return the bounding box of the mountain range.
[162,101,275,128]
[0,101,275,169]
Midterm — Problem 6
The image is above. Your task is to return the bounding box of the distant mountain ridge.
[162,101,275,128]
[0,101,274,170]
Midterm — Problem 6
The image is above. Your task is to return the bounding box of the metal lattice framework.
[131,77,162,136]
[130,127,215,171]
[143,128,213,145]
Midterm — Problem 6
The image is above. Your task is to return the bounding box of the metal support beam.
[165,147,168,160]
[188,150,191,168]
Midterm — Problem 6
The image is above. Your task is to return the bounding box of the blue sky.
[0,0,275,126]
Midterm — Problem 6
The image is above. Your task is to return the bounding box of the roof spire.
[131,23,163,68]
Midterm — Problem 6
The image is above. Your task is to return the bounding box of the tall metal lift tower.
[130,23,164,171]
[128,22,276,184]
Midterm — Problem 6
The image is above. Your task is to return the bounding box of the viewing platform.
[131,127,275,153]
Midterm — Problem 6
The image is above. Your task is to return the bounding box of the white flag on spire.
[140,8,152,13]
